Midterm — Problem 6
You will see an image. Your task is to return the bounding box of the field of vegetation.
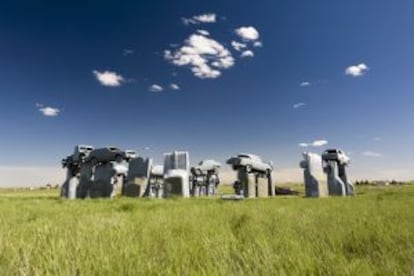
[0,185,413,275]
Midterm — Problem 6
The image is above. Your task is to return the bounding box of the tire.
[90,157,98,165]
[266,169,272,177]
[115,154,123,163]
[79,153,85,163]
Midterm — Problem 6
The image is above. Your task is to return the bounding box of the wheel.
[115,154,123,163]
[90,157,98,165]
[79,153,85,163]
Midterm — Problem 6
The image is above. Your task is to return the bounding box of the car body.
[164,169,190,198]
[197,160,221,171]
[125,150,138,160]
[163,151,190,172]
[191,160,221,176]
[226,153,273,173]
[112,163,129,176]
[151,165,164,177]
[72,145,94,163]
[322,149,350,165]
[86,146,125,163]
[61,156,71,168]
[163,151,191,198]
[127,157,152,179]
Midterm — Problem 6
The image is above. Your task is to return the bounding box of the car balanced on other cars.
[86,147,127,164]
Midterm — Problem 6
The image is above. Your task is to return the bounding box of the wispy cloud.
[299,139,328,148]
[345,63,369,77]
[122,49,134,56]
[235,26,260,41]
[93,70,125,87]
[149,84,163,92]
[253,41,263,47]
[312,140,328,147]
[170,83,180,90]
[36,104,61,117]
[300,81,311,87]
[373,137,382,142]
[362,151,384,158]
[164,33,234,79]
[231,41,247,52]
[196,30,210,36]
[241,50,254,58]
[182,13,217,25]
[293,102,305,109]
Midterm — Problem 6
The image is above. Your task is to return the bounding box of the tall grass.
[0,185,413,275]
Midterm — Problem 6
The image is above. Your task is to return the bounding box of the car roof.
[238,153,262,161]
[77,144,94,149]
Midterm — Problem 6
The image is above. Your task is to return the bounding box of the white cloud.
[300,81,311,87]
[197,30,210,36]
[231,41,247,51]
[373,137,382,142]
[362,151,384,158]
[345,63,369,77]
[170,83,180,90]
[182,13,216,25]
[312,140,328,147]
[122,49,134,56]
[299,140,328,148]
[293,102,305,109]
[241,50,254,58]
[37,104,61,117]
[164,33,234,79]
[194,13,216,23]
[93,70,125,87]
[253,41,263,47]
[235,26,260,41]
[149,84,163,92]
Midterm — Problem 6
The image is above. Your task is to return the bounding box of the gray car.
[191,160,221,176]
[322,149,350,165]
[125,150,138,160]
[86,147,126,164]
[61,156,71,168]
[72,145,94,164]
[227,153,273,173]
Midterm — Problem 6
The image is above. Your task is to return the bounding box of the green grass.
[0,185,413,275]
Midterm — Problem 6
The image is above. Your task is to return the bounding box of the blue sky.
[0,0,414,185]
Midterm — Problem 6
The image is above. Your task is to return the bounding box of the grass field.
[0,185,413,275]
